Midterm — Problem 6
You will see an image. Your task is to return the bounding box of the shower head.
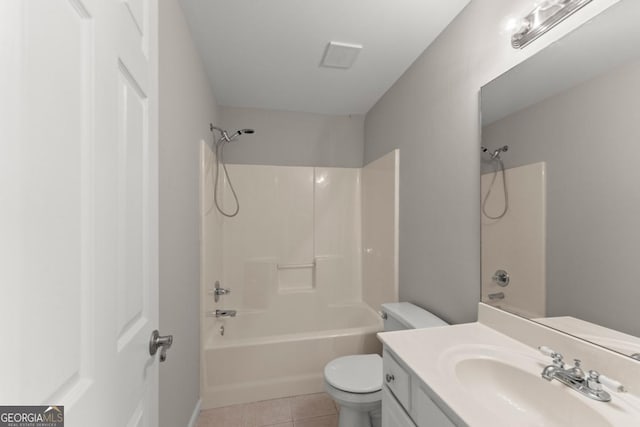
[228,128,255,140]
[210,124,255,143]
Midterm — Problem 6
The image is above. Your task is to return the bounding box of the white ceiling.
[178,0,470,115]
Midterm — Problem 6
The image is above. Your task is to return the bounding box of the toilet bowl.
[323,302,447,427]
[324,354,382,427]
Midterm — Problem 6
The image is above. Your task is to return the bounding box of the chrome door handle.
[149,330,173,362]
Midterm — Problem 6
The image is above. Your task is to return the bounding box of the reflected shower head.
[482,145,508,160]
[491,145,508,160]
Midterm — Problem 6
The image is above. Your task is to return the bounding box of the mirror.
[480,0,640,360]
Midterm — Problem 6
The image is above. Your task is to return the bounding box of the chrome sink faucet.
[538,346,626,402]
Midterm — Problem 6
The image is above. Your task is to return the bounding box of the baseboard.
[187,398,202,427]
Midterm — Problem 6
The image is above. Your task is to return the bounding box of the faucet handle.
[600,375,626,393]
[538,346,556,356]
[538,346,565,367]
[210,281,232,302]
[588,370,626,393]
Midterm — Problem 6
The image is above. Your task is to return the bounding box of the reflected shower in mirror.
[480,0,640,360]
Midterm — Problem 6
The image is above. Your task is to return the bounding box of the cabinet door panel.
[382,387,416,427]
[412,384,456,427]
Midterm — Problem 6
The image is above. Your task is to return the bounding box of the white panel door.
[0,1,160,426]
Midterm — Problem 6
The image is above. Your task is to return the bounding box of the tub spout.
[212,309,236,318]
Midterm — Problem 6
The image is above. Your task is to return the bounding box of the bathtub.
[201,302,383,409]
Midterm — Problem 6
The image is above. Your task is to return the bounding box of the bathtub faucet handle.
[211,281,231,302]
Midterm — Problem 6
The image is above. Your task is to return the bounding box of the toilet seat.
[324,354,382,393]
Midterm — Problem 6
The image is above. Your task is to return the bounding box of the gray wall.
[483,58,640,337]
[220,107,364,167]
[159,1,220,425]
[363,0,618,324]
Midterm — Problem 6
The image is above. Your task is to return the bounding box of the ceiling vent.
[320,41,363,69]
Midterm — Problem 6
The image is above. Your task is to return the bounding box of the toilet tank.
[381,302,448,331]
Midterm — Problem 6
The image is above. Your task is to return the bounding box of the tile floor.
[197,392,339,427]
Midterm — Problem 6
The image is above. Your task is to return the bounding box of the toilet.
[324,302,447,427]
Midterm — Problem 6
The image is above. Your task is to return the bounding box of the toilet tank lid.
[381,302,448,329]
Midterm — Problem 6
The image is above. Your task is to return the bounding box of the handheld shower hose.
[481,146,509,220]
[209,124,254,218]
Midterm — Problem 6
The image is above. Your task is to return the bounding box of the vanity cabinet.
[382,349,456,427]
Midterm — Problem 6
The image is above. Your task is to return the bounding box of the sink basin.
[436,344,640,426]
[455,357,612,426]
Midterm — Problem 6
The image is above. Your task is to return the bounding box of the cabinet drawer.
[383,350,411,410]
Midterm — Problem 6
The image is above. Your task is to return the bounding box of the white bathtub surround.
[200,151,399,409]
[362,150,399,311]
[215,165,362,312]
[481,161,546,318]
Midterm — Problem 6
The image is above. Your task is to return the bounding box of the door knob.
[149,330,173,362]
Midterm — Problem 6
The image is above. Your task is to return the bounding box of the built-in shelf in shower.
[277,260,316,292]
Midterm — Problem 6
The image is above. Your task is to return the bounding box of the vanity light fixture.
[511,0,593,49]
